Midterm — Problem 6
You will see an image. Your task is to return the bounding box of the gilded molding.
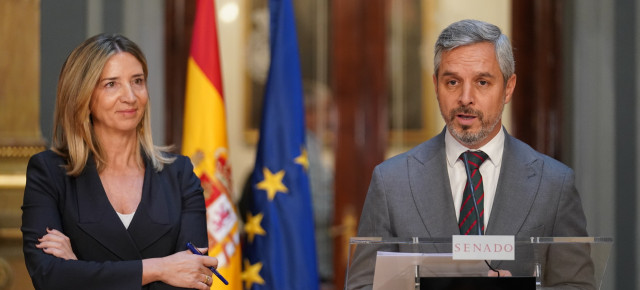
[0,146,45,158]
[0,175,26,188]
[0,229,21,240]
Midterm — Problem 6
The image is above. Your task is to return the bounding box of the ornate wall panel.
[0,0,45,289]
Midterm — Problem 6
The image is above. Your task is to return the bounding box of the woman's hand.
[36,228,78,260]
[142,249,218,290]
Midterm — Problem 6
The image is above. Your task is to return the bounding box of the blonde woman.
[21,34,218,290]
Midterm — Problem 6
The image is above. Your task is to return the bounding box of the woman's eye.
[105,82,115,87]
[134,78,145,85]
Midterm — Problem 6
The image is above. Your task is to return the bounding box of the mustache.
[449,106,484,121]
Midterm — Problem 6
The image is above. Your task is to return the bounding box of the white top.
[116,211,135,229]
[445,128,505,230]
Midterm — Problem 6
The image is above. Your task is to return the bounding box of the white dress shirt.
[445,128,505,230]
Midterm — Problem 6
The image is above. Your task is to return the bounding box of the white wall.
[570,1,621,289]
[216,0,256,199]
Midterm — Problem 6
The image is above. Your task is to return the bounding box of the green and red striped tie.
[458,150,489,235]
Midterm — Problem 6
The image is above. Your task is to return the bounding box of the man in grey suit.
[347,19,592,289]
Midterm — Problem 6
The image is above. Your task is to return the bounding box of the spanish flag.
[182,0,242,288]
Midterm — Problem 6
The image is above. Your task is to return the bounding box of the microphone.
[462,151,500,276]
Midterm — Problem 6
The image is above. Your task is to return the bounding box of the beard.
[443,104,503,147]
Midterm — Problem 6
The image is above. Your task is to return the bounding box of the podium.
[345,237,613,290]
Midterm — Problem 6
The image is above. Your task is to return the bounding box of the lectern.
[345,237,612,290]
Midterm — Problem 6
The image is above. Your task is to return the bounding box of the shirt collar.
[445,126,505,168]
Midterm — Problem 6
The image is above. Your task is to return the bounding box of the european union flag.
[241,0,319,289]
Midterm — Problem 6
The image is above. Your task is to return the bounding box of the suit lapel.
[485,132,542,236]
[408,131,460,238]
[127,157,173,252]
[76,158,142,260]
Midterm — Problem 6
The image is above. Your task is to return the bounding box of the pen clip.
[187,242,205,255]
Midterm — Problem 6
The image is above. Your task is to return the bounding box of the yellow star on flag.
[294,147,309,171]
[256,167,288,201]
[241,259,265,289]
[245,212,266,243]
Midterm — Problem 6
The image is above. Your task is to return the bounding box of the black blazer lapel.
[127,158,173,252]
[75,159,142,260]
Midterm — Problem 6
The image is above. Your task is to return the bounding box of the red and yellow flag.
[182,0,241,288]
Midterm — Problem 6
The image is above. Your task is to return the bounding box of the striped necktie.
[458,150,489,235]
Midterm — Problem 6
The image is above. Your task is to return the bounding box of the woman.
[21,34,218,290]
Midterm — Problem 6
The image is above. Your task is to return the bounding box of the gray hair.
[434,19,515,84]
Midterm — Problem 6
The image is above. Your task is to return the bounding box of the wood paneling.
[331,0,389,288]
[164,0,196,150]
[511,0,564,159]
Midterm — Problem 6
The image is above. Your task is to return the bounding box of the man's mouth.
[453,109,481,127]
[457,114,476,120]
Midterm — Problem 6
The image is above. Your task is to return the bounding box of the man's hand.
[488,269,512,277]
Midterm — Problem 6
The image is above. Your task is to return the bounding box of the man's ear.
[504,74,517,104]
[432,74,438,95]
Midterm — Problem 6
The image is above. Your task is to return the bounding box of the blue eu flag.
[242,0,319,289]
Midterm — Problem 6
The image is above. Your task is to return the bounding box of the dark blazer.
[21,150,208,290]
[348,128,592,289]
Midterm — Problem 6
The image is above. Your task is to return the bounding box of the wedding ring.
[206,275,211,284]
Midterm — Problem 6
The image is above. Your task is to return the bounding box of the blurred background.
[0,0,638,289]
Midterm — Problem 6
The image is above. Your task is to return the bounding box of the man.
[347,19,592,289]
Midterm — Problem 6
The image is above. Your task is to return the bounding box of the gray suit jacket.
[348,129,592,289]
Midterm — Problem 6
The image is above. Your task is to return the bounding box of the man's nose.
[458,83,474,106]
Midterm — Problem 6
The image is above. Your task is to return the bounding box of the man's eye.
[479,80,488,86]
[447,80,458,86]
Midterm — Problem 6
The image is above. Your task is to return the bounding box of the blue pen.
[186,242,229,285]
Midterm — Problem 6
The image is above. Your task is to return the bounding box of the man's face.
[433,42,516,148]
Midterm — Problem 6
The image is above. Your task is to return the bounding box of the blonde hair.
[52,33,174,176]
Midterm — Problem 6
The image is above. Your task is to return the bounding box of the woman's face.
[90,52,148,138]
